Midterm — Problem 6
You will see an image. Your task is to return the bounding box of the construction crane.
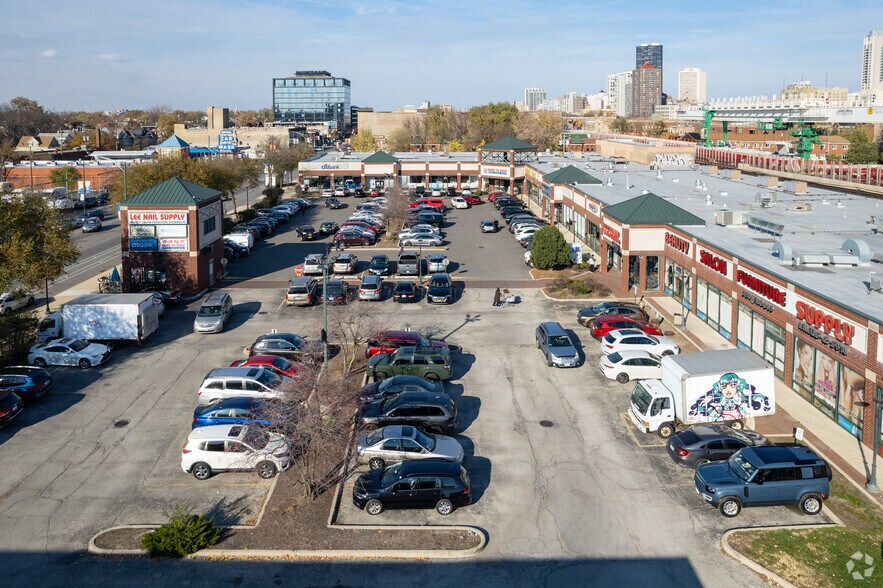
[701,110,730,147]
[757,117,821,160]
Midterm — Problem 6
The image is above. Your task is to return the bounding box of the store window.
[695,278,732,338]
[792,337,864,437]
[664,259,691,309]
[587,221,600,252]
[737,304,784,379]
[645,256,660,291]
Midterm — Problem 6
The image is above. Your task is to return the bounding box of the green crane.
[701,110,729,146]
[757,118,820,160]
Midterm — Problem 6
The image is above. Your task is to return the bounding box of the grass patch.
[729,467,883,588]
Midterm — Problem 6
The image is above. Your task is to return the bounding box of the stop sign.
[294,265,304,277]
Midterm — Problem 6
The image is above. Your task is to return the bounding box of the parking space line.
[618,412,666,448]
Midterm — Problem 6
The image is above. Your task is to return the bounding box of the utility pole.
[322,243,329,365]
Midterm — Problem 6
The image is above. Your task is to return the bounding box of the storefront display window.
[696,279,732,338]
[737,304,784,379]
[645,256,659,291]
[664,260,691,309]
[587,222,599,252]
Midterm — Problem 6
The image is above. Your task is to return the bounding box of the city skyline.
[0,0,878,112]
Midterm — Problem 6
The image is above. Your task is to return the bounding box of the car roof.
[188,424,247,440]
[336,253,355,260]
[377,330,423,341]
[256,333,302,343]
[290,276,314,286]
[207,367,263,378]
[304,253,324,261]
[0,366,45,374]
[361,275,381,284]
[744,446,823,466]
[539,321,567,335]
[370,255,388,261]
[326,279,345,287]
[197,396,259,413]
[244,355,283,365]
[395,458,461,477]
[429,273,449,280]
[608,329,649,338]
[428,253,445,259]
[609,350,658,360]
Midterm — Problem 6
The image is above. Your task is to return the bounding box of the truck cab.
[629,379,673,435]
[37,312,63,344]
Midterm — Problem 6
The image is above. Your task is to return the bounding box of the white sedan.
[599,350,662,383]
[398,227,441,241]
[321,189,333,198]
[514,226,541,240]
[399,234,442,247]
[451,197,470,209]
[600,329,680,356]
[28,338,111,369]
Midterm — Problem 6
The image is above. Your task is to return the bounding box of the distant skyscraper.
[524,87,546,111]
[861,31,883,103]
[678,68,707,104]
[273,70,351,130]
[631,63,662,118]
[607,71,633,117]
[636,42,663,69]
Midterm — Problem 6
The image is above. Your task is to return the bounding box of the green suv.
[366,346,452,382]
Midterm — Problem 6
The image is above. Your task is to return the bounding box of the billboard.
[218,130,236,153]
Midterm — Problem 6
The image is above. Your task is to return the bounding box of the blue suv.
[694,445,831,517]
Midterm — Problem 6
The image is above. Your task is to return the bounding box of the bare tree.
[328,302,382,377]
[383,184,411,243]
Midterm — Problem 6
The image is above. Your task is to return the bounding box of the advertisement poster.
[813,350,837,410]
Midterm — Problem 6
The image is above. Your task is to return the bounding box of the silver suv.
[302,254,329,276]
[286,277,317,306]
[535,322,579,368]
[197,367,288,405]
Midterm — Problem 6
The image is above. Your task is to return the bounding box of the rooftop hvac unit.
[869,272,882,295]
[715,209,745,227]
[828,254,860,267]
[792,252,830,266]
[792,201,813,213]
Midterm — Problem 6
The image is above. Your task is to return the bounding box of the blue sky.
[1,0,878,112]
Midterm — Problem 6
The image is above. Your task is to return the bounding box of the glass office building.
[272,71,351,130]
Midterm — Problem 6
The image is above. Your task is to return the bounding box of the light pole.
[860,389,883,492]
[321,243,330,365]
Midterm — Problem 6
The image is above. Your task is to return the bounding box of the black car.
[359,391,457,435]
[446,187,457,197]
[667,424,774,468]
[500,207,525,219]
[353,188,366,198]
[81,196,100,208]
[325,198,344,209]
[320,280,348,305]
[358,374,444,402]
[577,302,649,326]
[223,240,250,258]
[426,273,453,304]
[297,225,317,240]
[0,366,52,401]
[393,281,419,303]
[494,198,520,209]
[82,209,105,220]
[0,391,24,428]
[368,255,391,276]
[353,459,471,515]
[416,211,445,227]
[414,186,427,197]
[246,332,320,360]
[142,288,182,306]
[95,192,109,205]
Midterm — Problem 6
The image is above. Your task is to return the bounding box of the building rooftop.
[156,135,190,149]
[480,137,537,151]
[123,176,220,207]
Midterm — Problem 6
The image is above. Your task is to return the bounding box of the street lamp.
[321,243,330,365]
[858,390,883,492]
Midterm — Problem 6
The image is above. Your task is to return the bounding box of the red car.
[341,220,381,234]
[462,195,482,205]
[588,315,663,339]
[369,189,381,197]
[229,354,302,379]
[334,231,374,246]
[487,192,508,202]
[365,330,450,358]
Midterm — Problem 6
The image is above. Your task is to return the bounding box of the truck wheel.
[34,357,47,368]
[719,497,742,517]
[727,420,745,430]
[616,373,630,384]
[799,493,823,515]
[78,359,92,369]
[657,422,675,439]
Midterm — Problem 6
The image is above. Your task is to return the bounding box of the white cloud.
[98,53,123,61]
[40,49,58,58]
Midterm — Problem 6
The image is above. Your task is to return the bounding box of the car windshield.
[413,428,436,451]
[727,452,757,482]
[430,278,448,287]
[607,352,622,363]
[381,462,404,487]
[242,427,269,450]
[272,356,293,371]
[631,382,652,414]
[366,429,385,446]
[198,305,222,317]
[258,370,284,388]
[548,335,572,347]
[69,340,90,352]
[395,283,413,292]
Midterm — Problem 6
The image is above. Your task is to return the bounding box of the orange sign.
[294,265,304,277]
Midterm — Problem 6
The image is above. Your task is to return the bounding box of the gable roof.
[362,151,399,163]
[123,176,220,206]
[544,165,601,185]
[601,192,705,226]
[481,137,537,151]
[157,135,190,149]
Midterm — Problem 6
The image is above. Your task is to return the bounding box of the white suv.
[181,424,292,480]
[197,367,289,405]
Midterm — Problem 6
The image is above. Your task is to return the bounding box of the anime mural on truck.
[688,372,772,422]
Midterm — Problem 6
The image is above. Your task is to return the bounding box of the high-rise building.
[861,31,883,103]
[636,42,663,70]
[781,81,848,106]
[607,71,633,117]
[631,63,662,118]
[524,87,546,111]
[678,68,707,104]
[272,70,352,130]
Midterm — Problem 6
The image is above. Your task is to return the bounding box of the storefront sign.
[128,225,155,238]
[587,201,599,215]
[795,301,855,352]
[157,225,188,238]
[741,290,774,312]
[128,210,188,225]
[699,248,728,276]
[128,238,158,251]
[300,161,362,172]
[736,269,786,306]
[542,183,551,198]
[664,232,690,255]
[481,165,510,177]
[602,223,621,244]
[158,238,188,252]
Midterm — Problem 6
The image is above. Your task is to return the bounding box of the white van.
[224,232,254,250]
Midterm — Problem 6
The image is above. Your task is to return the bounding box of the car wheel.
[191,462,212,480]
[78,358,92,369]
[693,459,709,467]
[368,458,385,470]
[799,493,823,515]
[365,499,384,515]
[662,350,674,356]
[436,498,454,515]
[425,373,440,381]
[374,371,388,382]
[657,422,675,439]
[727,419,745,430]
[615,372,630,384]
[546,355,553,367]
[257,460,278,479]
[719,497,742,517]
[33,357,47,368]
[404,241,412,247]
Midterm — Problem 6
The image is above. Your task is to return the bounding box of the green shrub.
[261,187,283,207]
[583,277,611,297]
[237,208,258,222]
[551,276,571,290]
[141,505,222,557]
[530,226,572,269]
[221,217,235,234]
[0,310,38,364]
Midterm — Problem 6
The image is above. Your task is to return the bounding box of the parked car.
[321,189,333,198]
[325,198,344,209]
[598,350,662,383]
[600,329,680,356]
[368,255,391,276]
[480,220,497,233]
[319,221,340,235]
[27,338,110,369]
[286,276,318,306]
[426,273,453,304]
[577,302,649,325]
[462,194,482,205]
[0,366,52,401]
[366,331,449,359]
[393,281,419,303]
[223,239,250,258]
[396,252,421,276]
[332,253,359,274]
[357,425,464,471]
[245,333,319,360]
[0,291,35,314]
[451,197,469,209]
[366,347,452,382]
[335,230,374,246]
[352,459,471,516]
[353,188,366,198]
[694,446,831,517]
[369,189,381,198]
[302,253,330,276]
[197,367,288,405]
[358,275,383,301]
[357,374,444,402]
[0,391,23,429]
[400,234,442,247]
[668,424,774,468]
[193,292,233,334]
[588,315,663,339]
[359,391,457,434]
[426,254,449,273]
[535,322,579,368]
[320,280,348,305]
[296,225,317,241]
[141,287,182,306]
[229,354,301,379]
[191,397,274,429]
[181,424,291,480]
[333,187,345,197]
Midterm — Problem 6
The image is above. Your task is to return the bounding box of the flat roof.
[301,151,577,166]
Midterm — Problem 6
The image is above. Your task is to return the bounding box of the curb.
[719,526,833,588]
[538,288,612,303]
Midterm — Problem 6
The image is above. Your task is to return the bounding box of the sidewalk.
[646,295,883,506]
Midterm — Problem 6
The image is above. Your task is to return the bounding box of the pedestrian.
[493,287,501,307]
[399,244,404,254]
[335,239,341,252]
[301,206,306,217]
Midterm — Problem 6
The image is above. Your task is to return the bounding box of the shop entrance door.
[208,258,215,287]
[763,325,785,379]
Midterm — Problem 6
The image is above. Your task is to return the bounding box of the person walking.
[301,206,306,217]
[493,287,501,307]
[335,239,342,252]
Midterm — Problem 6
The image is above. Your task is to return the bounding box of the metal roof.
[601,192,705,226]
[122,176,221,206]
[544,165,602,186]
[156,135,190,149]
[480,137,537,151]
[362,151,399,163]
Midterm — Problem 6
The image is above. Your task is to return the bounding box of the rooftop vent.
[771,240,793,264]
[746,216,784,237]
[842,238,871,265]
[792,252,830,267]
[791,201,813,213]
[716,209,746,227]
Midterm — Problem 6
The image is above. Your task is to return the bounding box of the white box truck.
[628,348,775,439]
[37,293,160,345]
